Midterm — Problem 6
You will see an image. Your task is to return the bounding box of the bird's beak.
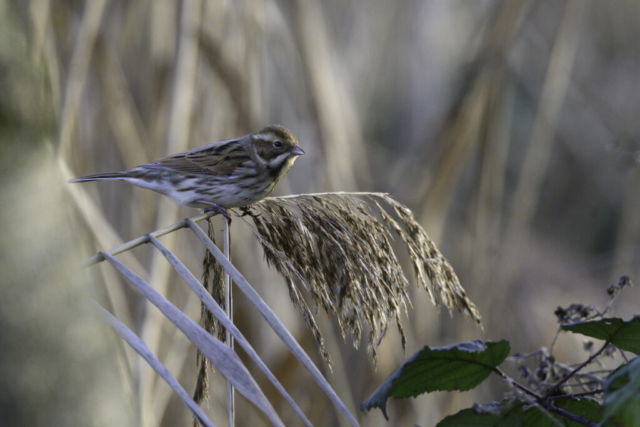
[291,146,306,156]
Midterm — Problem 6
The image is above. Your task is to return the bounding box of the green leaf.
[603,356,640,426]
[606,359,634,393]
[561,317,640,355]
[523,399,602,426]
[436,400,523,427]
[361,340,510,419]
[440,398,605,427]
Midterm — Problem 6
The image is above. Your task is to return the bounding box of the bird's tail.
[68,171,129,183]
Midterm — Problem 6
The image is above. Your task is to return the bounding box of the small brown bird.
[70,125,305,219]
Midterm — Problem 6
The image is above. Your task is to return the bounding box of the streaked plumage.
[70,125,305,216]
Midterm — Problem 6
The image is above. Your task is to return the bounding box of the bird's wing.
[142,138,253,177]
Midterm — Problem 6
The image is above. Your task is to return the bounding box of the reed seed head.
[247,192,482,365]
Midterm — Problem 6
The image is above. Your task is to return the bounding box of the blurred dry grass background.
[1,0,640,426]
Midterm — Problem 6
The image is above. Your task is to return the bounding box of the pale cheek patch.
[269,152,292,168]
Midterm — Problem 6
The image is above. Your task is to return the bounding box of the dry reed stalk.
[415,1,532,243]
[140,2,203,421]
[500,0,588,287]
[244,192,482,365]
[610,166,640,282]
[198,24,258,133]
[56,0,107,161]
[95,40,150,168]
[193,218,225,418]
[471,74,514,293]
[293,0,369,191]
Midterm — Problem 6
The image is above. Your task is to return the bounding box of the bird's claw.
[202,202,232,223]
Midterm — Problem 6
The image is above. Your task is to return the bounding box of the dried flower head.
[607,275,632,298]
[554,303,599,324]
[247,192,482,364]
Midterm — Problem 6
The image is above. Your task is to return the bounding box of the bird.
[69,125,305,220]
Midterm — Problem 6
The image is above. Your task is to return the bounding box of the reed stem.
[224,219,235,427]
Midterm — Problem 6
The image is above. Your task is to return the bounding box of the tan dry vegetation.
[249,193,482,364]
[1,0,640,426]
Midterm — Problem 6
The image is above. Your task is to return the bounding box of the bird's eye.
[273,140,283,148]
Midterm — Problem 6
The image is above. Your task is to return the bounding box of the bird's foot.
[239,205,261,218]
[199,201,232,223]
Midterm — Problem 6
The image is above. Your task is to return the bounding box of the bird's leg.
[239,205,261,218]
[198,200,232,223]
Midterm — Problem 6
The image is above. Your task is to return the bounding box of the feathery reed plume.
[379,197,483,324]
[193,218,225,414]
[249,192,482,364]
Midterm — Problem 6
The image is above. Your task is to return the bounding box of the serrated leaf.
[603,356,640,426]
[523,399,602,426]
[361,340,510,419]
[436,400,523,427]
[562,317,640,355]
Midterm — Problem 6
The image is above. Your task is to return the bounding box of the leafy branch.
[362,276,639,426]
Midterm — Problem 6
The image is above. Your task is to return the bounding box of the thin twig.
[495,368,599,427]
[531,403,565,427]
[542,341,610,400]
[542,403,597,427]
[507,349,546,361]
[550,328,562,355]
[547,390,603,401]
[620,350,629,363]
[494,368,542,400]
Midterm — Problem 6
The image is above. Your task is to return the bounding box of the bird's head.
[251,125,305,170]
